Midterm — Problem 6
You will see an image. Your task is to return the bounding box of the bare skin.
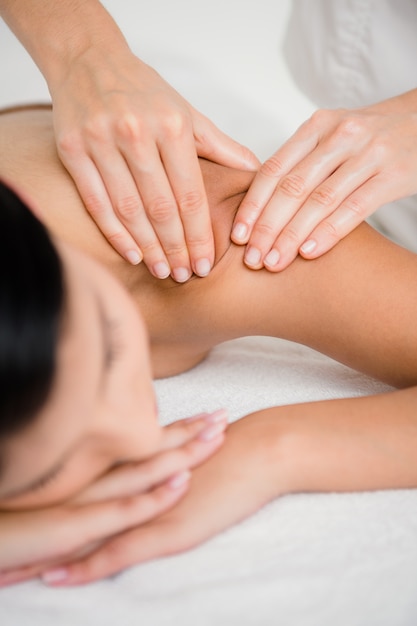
[2,106,417,386]
[0,106,417,586]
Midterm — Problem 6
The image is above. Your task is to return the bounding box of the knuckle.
[106,230,130,248]
[138,239,162,256]
[253,221,276,238]
[98,537,126,567]
[335,116,366,140]
[178,190,205,216]
[239,143,258,165]
[186,231,213,249]
[309,108,329,123]
[310,185,336,209]
[280,225,301,245]
[307,107,336,129]
[240,198,262,223]
[260,155,285,179]
[83,193,107,219]
[116,494,147,518]
[56,130,83,158]
[161,240,187,257]
[343,196,366,218]
[115,113,144,142]
[147,197,177,223]
[161,110,188,139]
[319,219,340,241]
[368,138,389,162]
[279,173,306,198]
[116,195,141,221]
[83,115,110,143]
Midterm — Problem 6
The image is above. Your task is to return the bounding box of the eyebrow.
[0,292,111,500]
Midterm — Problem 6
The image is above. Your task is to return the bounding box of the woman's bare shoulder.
[0,104,123,270]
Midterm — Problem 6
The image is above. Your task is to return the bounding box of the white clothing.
[283,0,417,252]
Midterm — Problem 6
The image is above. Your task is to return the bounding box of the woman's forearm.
[263,386,417,496]
[0,0,130,84]
[25,388,417,586]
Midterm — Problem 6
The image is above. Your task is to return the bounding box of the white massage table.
[1,2,416,624]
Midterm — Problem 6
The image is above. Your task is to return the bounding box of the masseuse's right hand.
[1,0,258,280]
[50,51,258,282]
[0,410,227,586]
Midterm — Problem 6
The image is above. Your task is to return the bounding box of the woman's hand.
[37,412,287,586]
[50,49,258,281]
[232,89,417,271]
[0,410,228,586]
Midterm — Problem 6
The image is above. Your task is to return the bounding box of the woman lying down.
[0,105,417,587]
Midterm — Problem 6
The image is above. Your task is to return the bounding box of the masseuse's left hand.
[232,89,417,271]
[37,411,288,586]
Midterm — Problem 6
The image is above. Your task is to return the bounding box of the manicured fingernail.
[245,246,261,267]
[264,249,280,267]
[195,258,211,277]
[232,223,248,242]
[205,409,228,423]
[42,568,68,585]
[126,250,142,265]
[167,470,191,489]
[172,267,191,283]
[300,239,317,254]
[199,422,227,441]
[153,261,170,279]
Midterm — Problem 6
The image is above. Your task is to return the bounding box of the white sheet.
[1,2,417,624]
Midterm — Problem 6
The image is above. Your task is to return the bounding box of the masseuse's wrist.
[1,0,130,87]
[41,12,130,88]
[366,87,417,116]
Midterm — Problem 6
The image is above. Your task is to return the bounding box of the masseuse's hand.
[0,410,228,587]
[37,411,286,586]
[50,50,258,281]
[232,89,417,271]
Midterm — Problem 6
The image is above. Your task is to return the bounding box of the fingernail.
[195,258,211,277]
[126,250,142,265]
[153,261,170,279]
[264,249,280,267]
[245,246,261,267]
[172,267,191,283]
[167,470,191,489]
[42,568,68,585]
[300,239,317,255]
[232,223,248,242]
[205,408,228,424]
[199,422,227,441]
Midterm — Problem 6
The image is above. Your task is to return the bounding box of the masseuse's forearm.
[0,0,130,84]
[263,386,417,496]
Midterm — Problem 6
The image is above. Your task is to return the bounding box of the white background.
[0,0,314,160]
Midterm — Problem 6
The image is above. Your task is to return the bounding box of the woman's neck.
[129,163,253,377]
